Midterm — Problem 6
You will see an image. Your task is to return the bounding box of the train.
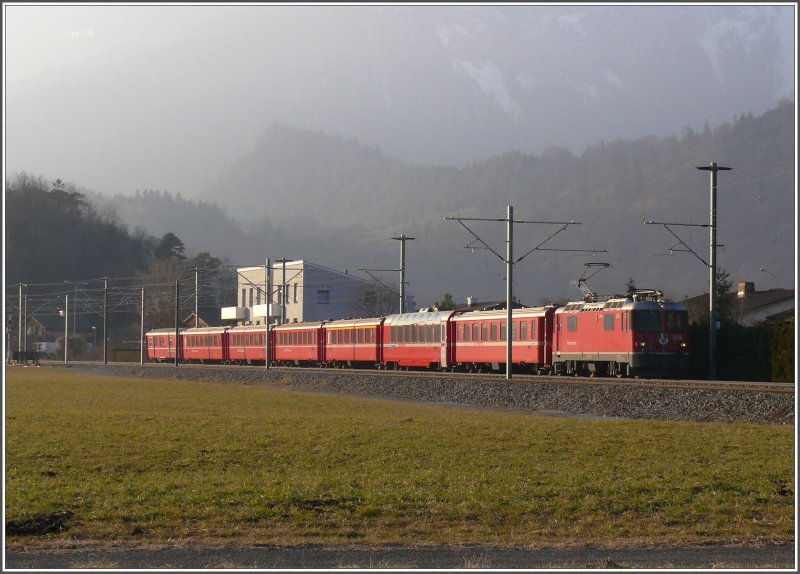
[145,289,689,378]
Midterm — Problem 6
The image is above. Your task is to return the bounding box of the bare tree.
[350,282,397,318]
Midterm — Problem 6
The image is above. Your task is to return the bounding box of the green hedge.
[688,321,795,382]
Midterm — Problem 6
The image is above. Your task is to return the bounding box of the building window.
[241,289,246,307]
[249,288,254,307]
[293,283,298,303]
[317,289,330,305]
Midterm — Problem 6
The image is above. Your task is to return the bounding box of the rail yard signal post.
[446,205,601,380]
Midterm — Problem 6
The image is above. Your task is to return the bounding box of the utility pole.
[103,277,108,364]
[505,207,513,372]
[272,258,290,324]
[697,162,732,381]
[23,295,28,353]
[17,284,23,354]
[175,279,180,367]
[64,294,69,364]
[265,258,271,370]
[140,288,145,366]
[446,206,598,379]
[646,162,731,380]
[392,235,415,313]
[194,267,199,328]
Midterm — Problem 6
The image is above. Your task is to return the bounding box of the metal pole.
[140,288,145,366]
[709,164,717,381]
[506,205,513,380]
[194,267,200,329]
[400,238,406,313]
[392,235,415,313]
[697,162,731,381]
[64,294,69,364]
[175,279,180,367]
[72,284,77,337]
[282,259,287,324]
[759,267,776,289]
[17,284,22,353]
[265,258,271,370]
[23,295,27,353]
[103,277,108,364]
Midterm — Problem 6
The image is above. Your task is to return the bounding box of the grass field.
[5,367,795,548]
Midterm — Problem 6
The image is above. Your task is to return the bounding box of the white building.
[221,260,399,325]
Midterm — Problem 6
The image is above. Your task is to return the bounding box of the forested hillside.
[5,174,151,285]
[8,99,794,307]
[5,175,236,336]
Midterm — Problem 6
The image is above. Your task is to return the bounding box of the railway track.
[41,360,795,395]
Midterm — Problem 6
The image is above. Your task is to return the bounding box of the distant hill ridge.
[100,100,794,304]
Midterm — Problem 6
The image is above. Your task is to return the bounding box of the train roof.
[146,328,184,335]
[385,310,459,325]
[556,296,687,314]
[452,306,555,321]
[271,321,326,331]
[180,326,228,335]
[325,317,383,328]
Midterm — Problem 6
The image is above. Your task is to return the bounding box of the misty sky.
[4,3,795,200]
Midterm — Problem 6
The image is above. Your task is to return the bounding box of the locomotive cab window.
[633,310,660,332]
[603,314,614,331]
[567,315,578,332]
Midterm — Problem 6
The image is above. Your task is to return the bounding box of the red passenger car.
[227,325,268,365]
[382,311,459,370]
[145,328,183,362]
[452,306,556,373]
[272,322,325,366]
[553,291,689,377]
[181,327,227,364]
[324,318,383,368]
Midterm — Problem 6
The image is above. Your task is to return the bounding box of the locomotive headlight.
[680,342,687,348]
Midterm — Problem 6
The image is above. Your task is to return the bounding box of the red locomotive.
[552,290,689,378]
[145,291,689,378]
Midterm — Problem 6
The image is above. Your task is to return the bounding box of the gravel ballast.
[60,364,794,425]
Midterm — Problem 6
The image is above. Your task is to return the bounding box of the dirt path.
[5,542,795,569]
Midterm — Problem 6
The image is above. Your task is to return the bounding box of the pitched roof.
[765,308,796,323]
[29,313,96,332]
[683,288,795,323]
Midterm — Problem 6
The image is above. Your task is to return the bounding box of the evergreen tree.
[435,292,456,310]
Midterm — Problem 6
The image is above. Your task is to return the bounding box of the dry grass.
[5,367,794,549]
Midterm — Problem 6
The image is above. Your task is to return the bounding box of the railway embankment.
[58,363,794,425]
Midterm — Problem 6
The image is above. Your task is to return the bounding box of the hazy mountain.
[5,5,794,197]
[105,100,794,308]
